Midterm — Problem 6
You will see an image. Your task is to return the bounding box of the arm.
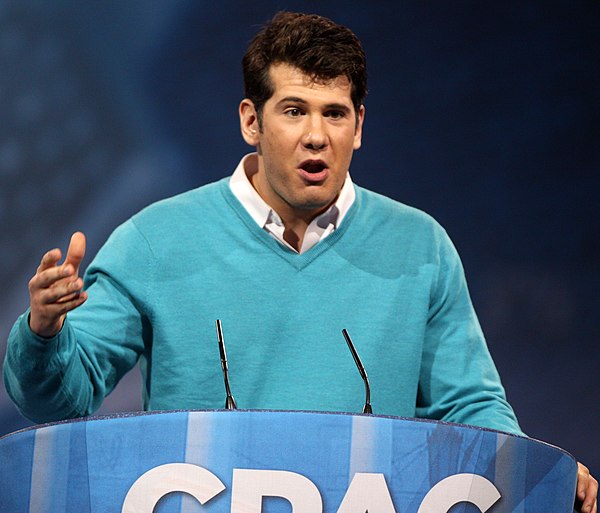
[414,229,597,511]
[415,228,522,434]
[4,224,150,423]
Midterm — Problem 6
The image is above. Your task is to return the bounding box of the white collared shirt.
[229,153,355,254]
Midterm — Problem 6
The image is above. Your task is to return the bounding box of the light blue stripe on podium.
[182,411,219,513]
[349,414,394,477]
[29,423,71,513]
[495,434,526,513]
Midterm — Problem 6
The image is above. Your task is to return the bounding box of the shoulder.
[353,185,448,242]
[113,178,232,242]
[351,185,468,288]
[95,179,231,259]
[132,179,228,226]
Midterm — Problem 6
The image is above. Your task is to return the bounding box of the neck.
[249,171,334,252]
[280,216,310,252]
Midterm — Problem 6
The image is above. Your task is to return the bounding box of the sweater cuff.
[17,309,66,354]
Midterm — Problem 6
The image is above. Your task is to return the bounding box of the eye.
[284,108,303,117]
[325,110,346,120]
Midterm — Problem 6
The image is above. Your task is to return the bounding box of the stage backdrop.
[0,0,598,473]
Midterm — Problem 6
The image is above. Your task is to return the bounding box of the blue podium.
[0,410,577,512]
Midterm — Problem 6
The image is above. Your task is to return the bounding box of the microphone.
[216,319,237,410]
[342,329,372,414]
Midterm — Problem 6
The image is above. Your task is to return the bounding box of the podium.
[0,410,577,512]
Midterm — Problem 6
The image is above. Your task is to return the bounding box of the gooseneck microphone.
[342,329,373,414]
[215,322,369,413]
[216,319,237,410]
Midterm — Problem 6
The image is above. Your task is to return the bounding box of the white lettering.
[231,469,323,513]
[337,473,396,513]
[417,473,501,513]
[121,463,225,513]
[121,465,502,513]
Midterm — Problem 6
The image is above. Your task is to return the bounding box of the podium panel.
[0,410,577,512]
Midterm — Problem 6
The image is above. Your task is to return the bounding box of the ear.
[353,105,366,150]
[239,99,260,146]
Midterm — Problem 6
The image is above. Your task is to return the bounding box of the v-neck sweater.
[4,178,521,435]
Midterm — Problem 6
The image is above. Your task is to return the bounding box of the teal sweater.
[4,179,521,434]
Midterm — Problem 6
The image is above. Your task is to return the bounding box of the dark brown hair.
[242,11,367,125]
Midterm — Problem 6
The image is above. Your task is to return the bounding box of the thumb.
[65,231,86,273]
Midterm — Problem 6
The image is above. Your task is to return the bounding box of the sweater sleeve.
[3,219,152,423]
[415,228,524,435]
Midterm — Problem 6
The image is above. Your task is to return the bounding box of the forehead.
[267,63,353,103]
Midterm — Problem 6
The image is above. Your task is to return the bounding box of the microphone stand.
[216,319,237,410]
[342,329,372,414]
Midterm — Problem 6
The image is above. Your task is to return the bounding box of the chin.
[294,195,335,211]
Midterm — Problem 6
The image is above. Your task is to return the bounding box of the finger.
[583,494,598,513]
[577,463,598,513]
[30,264,75,290]
[29,287,88,337]
[64,232,86,274]
[41,290,88,317]
[583,476,598,513]
[37,248,62,273]
[36,278,84,304]
[55,280,85,304]
[579,463,590,499]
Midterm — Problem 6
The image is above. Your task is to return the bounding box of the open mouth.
[298,160,329,183]
[300,160,327,174]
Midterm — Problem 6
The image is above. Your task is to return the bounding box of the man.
[4,11,596,512]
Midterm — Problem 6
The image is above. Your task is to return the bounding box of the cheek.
[262,132,291,159]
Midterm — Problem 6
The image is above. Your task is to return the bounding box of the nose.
[301,115,328,150]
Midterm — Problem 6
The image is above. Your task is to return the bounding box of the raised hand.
[28,232,88,338]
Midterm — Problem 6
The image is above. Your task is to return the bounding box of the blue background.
[1,1,598,474]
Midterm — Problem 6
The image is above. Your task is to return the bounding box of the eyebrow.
[276,96,352,113]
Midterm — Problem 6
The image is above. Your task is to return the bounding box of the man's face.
[240,63,365,223]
